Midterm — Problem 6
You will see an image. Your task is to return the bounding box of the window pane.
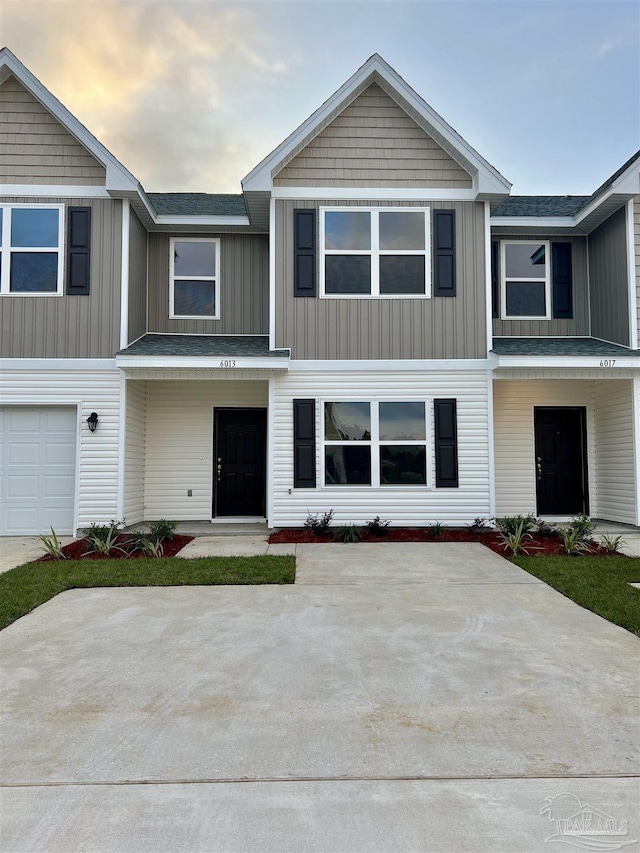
[379,402,425,440]
[11,209,59,247]
[174,241,216,277]
[325,446,371,485]
[325,402,371,440]
[325,255,371,294]
[324,212,370,250]
[10,253,58,292]
[505,243,546,278]
[505,281,546,316]
[379,211,425,250]
[380,446,427,485]
[173,280,216,316]
[379,255,425,294]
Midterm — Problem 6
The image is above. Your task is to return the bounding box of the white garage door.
[0,407,77,535]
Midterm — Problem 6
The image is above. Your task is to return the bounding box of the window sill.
[0,292,63,297]
[320,294,431,300]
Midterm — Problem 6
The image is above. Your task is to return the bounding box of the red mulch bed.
[39,534,194,561]
[268,527,614,556]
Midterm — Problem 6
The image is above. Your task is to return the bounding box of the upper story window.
[170,238,220,319]
[500,240,551,320]
[320,208,430,298]
[0,204,64,296]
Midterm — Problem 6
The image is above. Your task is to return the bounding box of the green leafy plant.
[136,537,164,558]
[38,527,66,560]
[364,516,391,537]
[494,514,536,537]
[499,519,534,556]
[303,510,334,536]
[568,514,596,540]
[428,521,444,538]
[84,522,126,557]
[535,518,558,537]
[148,519,177,543]
[599,533,625,555]
[468,517,489,532]
[559,526,591,557]
[333,524,362,543]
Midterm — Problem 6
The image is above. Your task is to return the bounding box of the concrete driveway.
[1,543,638,852]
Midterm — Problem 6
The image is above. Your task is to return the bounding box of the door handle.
[536,456,542,481]
[217,462,222,481]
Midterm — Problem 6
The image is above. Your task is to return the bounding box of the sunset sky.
[2,0,638,195]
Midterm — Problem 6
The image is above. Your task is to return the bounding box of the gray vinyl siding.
[128,209,147,344]
[274,83,472,189]
[0,197,122,358]
[0,76,106,186]
[634,197,640,346]
[492,236,589,337]
[588,206,629,346]
[275,199,486,360]
[147,233,268,335]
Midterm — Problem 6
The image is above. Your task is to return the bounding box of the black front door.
[534,407,588,515]
[214,409,266,517]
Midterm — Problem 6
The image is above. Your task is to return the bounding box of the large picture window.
[170,238,220,319]
[500,240,551,319]
[320,208,430,298]
[0,204,64,296]
[323,400,428,486]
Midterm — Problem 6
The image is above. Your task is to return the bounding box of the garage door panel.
[7,475,39,498]
[5,506,39,535]
[40,505,75,532]
[8,443,41,465]
[43,475,75,498]
[44,410,77,432]
[43,442,75,465]
[8,410,42,433]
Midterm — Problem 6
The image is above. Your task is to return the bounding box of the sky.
[1,0,638,196]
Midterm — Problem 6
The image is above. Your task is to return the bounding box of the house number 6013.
[599,359,616,367]
[219,359,236,368]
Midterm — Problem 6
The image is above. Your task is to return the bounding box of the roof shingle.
[147,193,247,217]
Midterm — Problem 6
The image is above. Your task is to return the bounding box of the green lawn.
[0,556,296,632]
[511,555,640,636]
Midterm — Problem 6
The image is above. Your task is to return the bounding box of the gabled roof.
[148,193,247,216]
[0,46,139,192]
[242,54,511,197]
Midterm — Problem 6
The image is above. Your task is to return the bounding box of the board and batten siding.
[274,83,472,189]
[0,76,106,185]
[272,369,490,527]
[0,197,122,358]
[492,236,589,337]
[275,200,486,360]
[588,205,629,346]
[592,380,636,525]
[0,366,121,530]
[123,379,146,525]
[143,380,268,520]
[147,233,268,335]
[127,209,147,345]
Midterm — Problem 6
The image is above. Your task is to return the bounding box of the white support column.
[626,199,638,350]
[266,373,275,528]
[120,198,130,350]
[486,370,496,520]
[633,376,640,526]
[116,371,127,523]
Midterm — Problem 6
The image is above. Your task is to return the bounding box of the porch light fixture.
[86,412,99,432]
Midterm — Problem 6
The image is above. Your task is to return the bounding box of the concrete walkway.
[0,536,76,574]
[1,544,638,851]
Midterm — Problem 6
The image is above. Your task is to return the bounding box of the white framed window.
[500,240,551,320]
[319,207,430,298]
[0,204,64,297]
[322,400,429,487]
[170,237,220,319]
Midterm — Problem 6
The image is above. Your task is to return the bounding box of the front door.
[534,407,588,515]
[214,408,266,517]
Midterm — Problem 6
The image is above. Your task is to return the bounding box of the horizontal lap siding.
[124,380,146,525]
[274,84,472,188]
[593,380,636,524]
[272,370,490,527]
[0,77,106,185]
[0,197,122,358]
[0,367,121,529]
[588,206,629,346]
[144,380,268,520]
[276,199,486,359]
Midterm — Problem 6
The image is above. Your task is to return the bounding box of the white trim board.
[626,199,638,350]
[288,359,490,372]
[272,188,477,201]
[0,185,111,198]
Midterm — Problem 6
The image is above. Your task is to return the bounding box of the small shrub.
[333,524,362,543]
[559,526,591,557]
[569,514,596,540]
[303,509,334,536]
[38,527,66,560]
[83,520,121,542]
[494,514,536,537]
[599,533,625,555]
[137,537,164,558]
[364,516,391,537]
[84,521,126,556]
[468,517,489,532]
[535,518,558,537]
[148,519,177,543]
[499,519,533,556]
[428,521,444,538]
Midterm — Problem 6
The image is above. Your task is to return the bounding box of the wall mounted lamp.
[86,412,99,432]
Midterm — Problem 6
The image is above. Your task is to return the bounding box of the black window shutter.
[293,399,316,488]
[491,240,499,318]
[66,206,91,295]
[434,399,458,488]
[294,209,316,297]
[552,242,573,319]
[433,209,456,296]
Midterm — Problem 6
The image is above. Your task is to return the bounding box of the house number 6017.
[219,359,236,368]
[599,359,616,367]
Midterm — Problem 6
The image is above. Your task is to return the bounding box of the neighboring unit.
[1,48,639,535]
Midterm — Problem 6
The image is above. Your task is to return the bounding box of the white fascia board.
[0,48,139,193]
[490,216,576,229]
[271,187,477,201]
[153,214,251,227]
[0,185,111,198]
[242,54,511,194]
[115,355,289,370]
[288,359,490,372]
[0,358,117,371]
[492,355,640,369]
